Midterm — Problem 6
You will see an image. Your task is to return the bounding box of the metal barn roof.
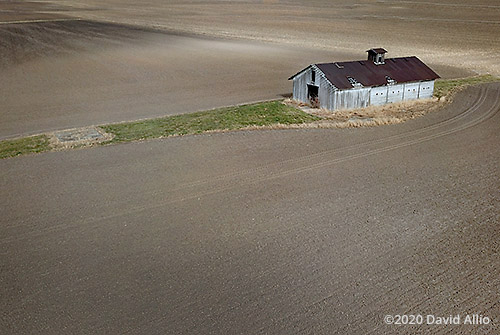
[290,56,440,90]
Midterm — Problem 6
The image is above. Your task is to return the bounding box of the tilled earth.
[1,83,499,334]
[1,1,499,334]
[1,0,492,138]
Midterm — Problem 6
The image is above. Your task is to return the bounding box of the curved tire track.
[171,86,489,191]
[2,84,499,244]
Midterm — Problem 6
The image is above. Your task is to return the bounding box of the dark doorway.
[307,84,319,108]
[307,84,318,99]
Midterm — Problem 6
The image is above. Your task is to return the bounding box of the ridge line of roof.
[314,56,418,66]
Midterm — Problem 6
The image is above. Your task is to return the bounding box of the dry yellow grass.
[281,97,445,130]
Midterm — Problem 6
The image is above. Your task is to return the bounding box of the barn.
[289,48,440,111]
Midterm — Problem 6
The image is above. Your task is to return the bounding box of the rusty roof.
[308,57,440,90]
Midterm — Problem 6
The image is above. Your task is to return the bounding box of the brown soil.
[1,83,499,334]
[2,1,493,139]
[16,0,500,75]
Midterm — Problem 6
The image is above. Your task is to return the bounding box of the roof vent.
[347,76,363,88]
[385,75,397,85]
[367,48,387,65]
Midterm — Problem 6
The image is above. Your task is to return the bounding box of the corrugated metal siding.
[293,65,330,105]
[292,67,436,110]
[332,87,370,110]
[292,70,308,103]
[317,73,333,109]
[323,84,337,110]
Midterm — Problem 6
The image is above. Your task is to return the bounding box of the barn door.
[307,84,319,108]
[307,84,319,99]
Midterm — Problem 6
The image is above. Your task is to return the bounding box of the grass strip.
[100,101,320,143]
[434,74,500,99]
[0,135,51,159]
[2,76,500,159]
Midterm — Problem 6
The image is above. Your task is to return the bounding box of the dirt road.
[1,84,499,334]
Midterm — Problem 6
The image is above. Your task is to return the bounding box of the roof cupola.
[367,48,387,65]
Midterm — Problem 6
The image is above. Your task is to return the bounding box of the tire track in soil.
[1,84,499,245]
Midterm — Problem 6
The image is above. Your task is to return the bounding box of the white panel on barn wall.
[370,86,388,106]
[387,84,404,103]
[418,81,434,99]
[403,82,420,100]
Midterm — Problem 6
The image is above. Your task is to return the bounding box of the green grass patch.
[3,75,500,159]
[0,135,51,159]
[101,101,320,143]
[434,74,500,100]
